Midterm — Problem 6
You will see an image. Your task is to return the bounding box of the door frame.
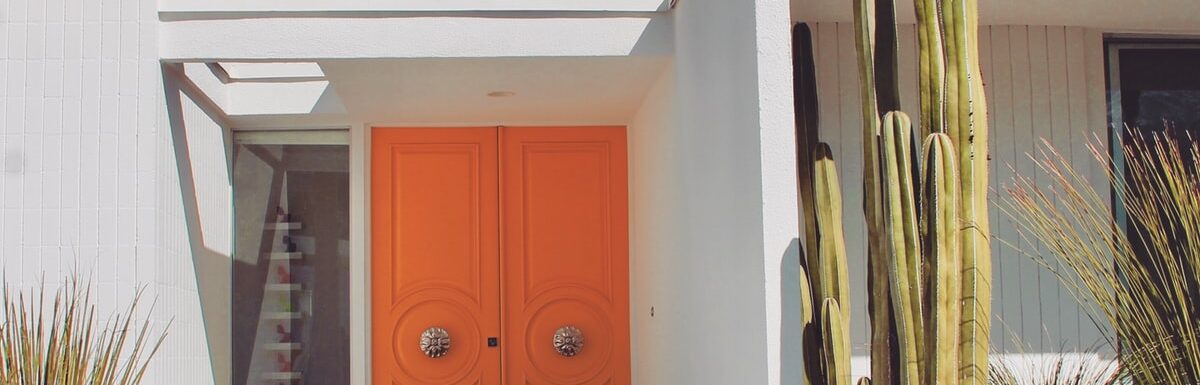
[352,125,634,384]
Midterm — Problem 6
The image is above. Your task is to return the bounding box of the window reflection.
[232,141,350,385]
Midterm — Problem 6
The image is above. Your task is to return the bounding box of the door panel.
[501,127,631,385]
[372,127,501,385]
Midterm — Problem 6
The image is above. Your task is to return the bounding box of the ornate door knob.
[552,326,584,357]
[419,327,451,358]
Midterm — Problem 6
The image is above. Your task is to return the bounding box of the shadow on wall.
[162,63,234,385]
[781,238,805,385]
[629,11,673,56]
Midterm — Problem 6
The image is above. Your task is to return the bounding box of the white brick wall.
[2,0,156,295]
[1,0,221,383]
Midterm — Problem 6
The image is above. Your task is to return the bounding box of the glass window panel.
[1112,46,1200,335]
[231,135,350,385]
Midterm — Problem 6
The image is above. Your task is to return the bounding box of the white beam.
[159,0,668,13]
[160,15,673,62]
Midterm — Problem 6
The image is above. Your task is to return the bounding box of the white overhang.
[159,0,669,13]
[159,14,673,62]
[319,56,669,125]
[167,55,668,130]
[220,62,326,81]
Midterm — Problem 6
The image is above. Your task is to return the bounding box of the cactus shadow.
[782,238,805,384]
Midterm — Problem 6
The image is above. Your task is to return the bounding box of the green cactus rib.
[794,22,822,306]
[915,0,946,139]
[792,23,820,383]
[794,23,833,385]
[941,0,964,141]
[939,0,992,384]
[851,1,897,383]
[822,298,851,385]
[874,0,902,113]
[880,111,923,385]
[853,0,878,126]
[800,263,825,385]
[799,264,814,329]
[921,133,961,385]
[814,143,851,326]
[793,23,822,385]
[847,0,992,384]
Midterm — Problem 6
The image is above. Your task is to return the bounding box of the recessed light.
[487,91,516,98]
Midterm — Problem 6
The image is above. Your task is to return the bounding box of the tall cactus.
[849,0,991,384]
[851,2,898,384]
[795,23,825,385]
[915,0,946,139]
[799,143,852,385]
[922,133,962,385]
[814,144,850,325]
[918,0,993,382]
[879,112,923,385]
[943,2,992,384]
[795,22,853,385]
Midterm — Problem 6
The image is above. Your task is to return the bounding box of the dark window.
[1110,45,1200,366]
[1118,48,1200,137]
[1114,46,1200,250]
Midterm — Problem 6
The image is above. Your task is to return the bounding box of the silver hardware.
[419,327,451,358]
[552,326,584,357]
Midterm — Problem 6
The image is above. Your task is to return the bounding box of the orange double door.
[371,127,630,385]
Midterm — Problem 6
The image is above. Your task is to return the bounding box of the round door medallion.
[553,326,584,357]
[419,327,451,358]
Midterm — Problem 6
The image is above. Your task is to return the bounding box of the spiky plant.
[802,143,853,385]
[795,21,854,385]
[0,279,168,385]
[1002,128,1200,385]
[987,351,1122,385]
[851,0,992,382]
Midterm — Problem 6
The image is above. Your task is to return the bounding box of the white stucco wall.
[629,63,677,385]
[157,66,232,385]
[627,1,800,384]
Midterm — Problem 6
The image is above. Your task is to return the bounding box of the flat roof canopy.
[160,0,669,13]
[171,56,669,130]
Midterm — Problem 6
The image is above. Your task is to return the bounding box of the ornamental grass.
[1002,128,1199,385]
[0,279,168,385]
[988,350,1122,385]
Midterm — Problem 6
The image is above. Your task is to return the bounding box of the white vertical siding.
[808,23,1112,358]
